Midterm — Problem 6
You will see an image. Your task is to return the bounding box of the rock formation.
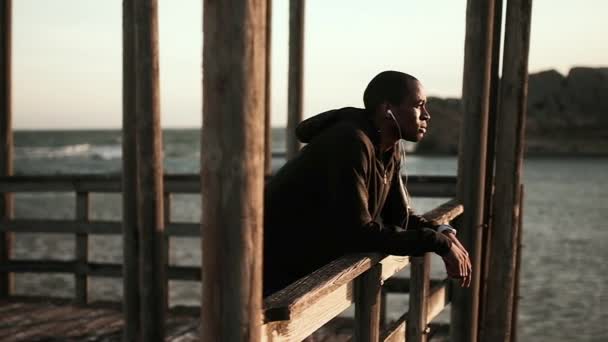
[416,67,608,155]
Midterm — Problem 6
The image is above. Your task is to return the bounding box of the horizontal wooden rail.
[0,220,199,237]
[262,254,409,341]
[0,260,201,281]
[0,174,456,197]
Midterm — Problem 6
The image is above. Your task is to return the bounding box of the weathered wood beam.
[0,0,13,298]
[201,0,267,340]
[133,0,165,340]
[453,0,496,341]
[122,1,140,339]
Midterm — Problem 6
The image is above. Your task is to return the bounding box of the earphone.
[386,109,403,140]
[386,109,412,229]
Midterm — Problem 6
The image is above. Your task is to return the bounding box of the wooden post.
[481,0,532,340]
[75,192,90,304]
[479,0,504,332]
[0,0,12,299]
[201,0,267,341]
[122,0,141,340]
[407,254,431,342]
[380,287,387,329]
[134,0,165,340]
[163,192,171,311]
[264,0,273,176]
[452,1,495,342]
[354,264,382,341]
[510,185,524,342]
[286,0,305,160]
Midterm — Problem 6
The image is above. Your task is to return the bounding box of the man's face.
[389,80,431,142]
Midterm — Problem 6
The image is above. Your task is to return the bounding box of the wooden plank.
[9,304,77,341]
[133,0,165,340]
[201,0,267,341]
[379,255,409,282]
[479,0,504,335]
[262,281,353,342]
[122,1,140,340]
[421,198,463,225]
[407,254,431,342]
[0,174,454,196]
[354,264,382,342]
[264,254,382,322]
[0,260,200,281]
[0,219,122,234]
[0,219,198,237]
[0,303,50,334]
[286,0,305,160]
[452,1,496,341]
[481,0,532,340]
[0,0,13,299]
[75,192,90,304]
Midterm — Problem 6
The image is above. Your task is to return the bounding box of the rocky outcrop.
[416,67,608,155]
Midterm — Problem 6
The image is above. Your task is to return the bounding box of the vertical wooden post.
[122,0,141,339]
[481,0,532,340]
[510,185,524,342]
[452,1,495,341]
[354,264,382,342]
[75,192,90,304]
[264,0,273,176]
[407,254,431,342]
[0,0,12,299]
[379,287,387,329]
[201,0,267,341]
[134,0,165,340]
[479,0,504,333]
[163,192,171,311]
[286,0,305,160]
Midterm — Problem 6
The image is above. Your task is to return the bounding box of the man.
[264,71,471,296]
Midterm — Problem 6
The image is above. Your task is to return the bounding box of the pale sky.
[11,0,608,129]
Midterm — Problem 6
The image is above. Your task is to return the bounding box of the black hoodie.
[263,107,452,296]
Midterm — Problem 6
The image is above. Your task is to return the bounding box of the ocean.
[7,129,608,342]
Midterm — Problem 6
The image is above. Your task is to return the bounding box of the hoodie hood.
[296,107,368,143]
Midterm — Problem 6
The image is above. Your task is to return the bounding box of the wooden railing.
[261,200,463,341]
[0,174,460,341]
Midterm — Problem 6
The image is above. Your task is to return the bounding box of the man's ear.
[380,102,391,118]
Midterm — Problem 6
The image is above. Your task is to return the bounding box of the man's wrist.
[437,224,457,235]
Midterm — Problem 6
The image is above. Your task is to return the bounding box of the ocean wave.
[15,144,123,160]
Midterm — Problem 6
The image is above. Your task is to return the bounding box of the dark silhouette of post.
[122,0,141,340]
[201,0,267,341]
[265,0,273,176]
[481,0,532,340]
[0,0,12,298]
[452,0,495,341]
[479,0,504,332]
[286,0,305,160]
[133,0,166,340]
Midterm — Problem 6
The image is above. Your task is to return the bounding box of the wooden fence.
[0,174,461,341]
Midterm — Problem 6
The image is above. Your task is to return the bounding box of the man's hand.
[441,232,472,288]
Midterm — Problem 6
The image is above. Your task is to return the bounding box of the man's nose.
[422,108,431,121]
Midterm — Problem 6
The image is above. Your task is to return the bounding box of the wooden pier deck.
[0,298,452,342]
[0,299,199,342]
